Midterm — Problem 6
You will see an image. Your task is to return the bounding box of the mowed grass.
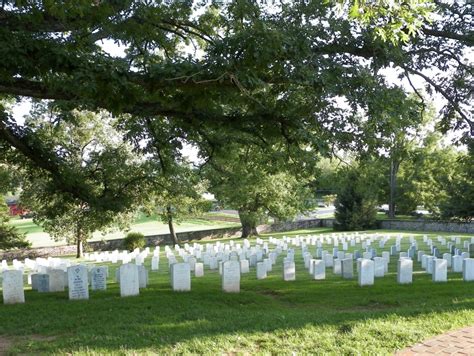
[0,228,474,355]
[9,212,240,248]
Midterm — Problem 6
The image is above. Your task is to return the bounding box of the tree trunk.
[76,237,83,258]
[239,210,259,239]
[389,159,400,219]
[167,206,179,246]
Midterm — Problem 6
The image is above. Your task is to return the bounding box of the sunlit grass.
[0,228,473,354]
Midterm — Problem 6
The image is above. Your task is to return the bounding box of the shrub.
[123,232,145,251]
[334,170,378,231]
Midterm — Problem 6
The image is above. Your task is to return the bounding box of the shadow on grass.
[1,267,474,354]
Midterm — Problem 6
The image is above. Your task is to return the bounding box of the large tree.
[18,106,145,257]
[0,0,470,214]
[204,141,316,238]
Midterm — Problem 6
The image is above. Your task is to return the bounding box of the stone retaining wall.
[378,219,474,234]
[0,226,241,260]
[2,218,472,261]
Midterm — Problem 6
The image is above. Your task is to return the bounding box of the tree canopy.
[0,0,471,226]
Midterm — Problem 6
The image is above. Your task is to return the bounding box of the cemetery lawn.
[10,212,240,248]
[1,229,474,355]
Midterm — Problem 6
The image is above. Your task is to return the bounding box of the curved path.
[396,326,474,355]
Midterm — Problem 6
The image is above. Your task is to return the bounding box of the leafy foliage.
[439,140,474,222]
[334,168,378,230]
[0,201,30,250]
[123,232,146,252]
[17,106,142,256]
[205,142,317,237]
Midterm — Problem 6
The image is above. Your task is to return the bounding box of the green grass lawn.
[0,228,473,354]
[9,213,240,248]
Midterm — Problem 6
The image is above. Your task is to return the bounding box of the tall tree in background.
[205,142,316,238]
[334,166,379,231]
[18,106,145,257]
[439,139,474,221]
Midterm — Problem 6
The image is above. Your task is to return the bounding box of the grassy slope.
[9,213,240,248]
[0,228,473,355]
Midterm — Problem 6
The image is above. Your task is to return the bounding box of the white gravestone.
[358,259,374,286]
[333,259,342,275]
[90,267,107,291]
[324,254,333,267]
[151,256,159,271]
[222,261,240,293]
[138,265,148,288]
[49,269,65,292]
[120,263,139,297]
[68,265,89,300]
[37,274,50,292]
[341,258,353,279]
[397,259,413,284]
[463,258,474,282]
[313,260,325,280]
[171,263,191,292]
[442,253,452,268]
[195,262,204,277]
[256,262,267,280]
[31,274,40,291]
[264,258,272,272]
[2,270,25,304]
[283,261,296,281]
[373,257,385,277]
[452,255,463,272]
[240,259,250,274]
[432,259,448,282]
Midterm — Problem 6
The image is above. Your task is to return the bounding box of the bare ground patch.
[0,335,56,355]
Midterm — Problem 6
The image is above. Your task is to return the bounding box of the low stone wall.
[0,245,77,261]
[378,219,474,234]
[259,218,334,233]
[0,226,242,260]
[89,226,242,251]
[2,218,471,260]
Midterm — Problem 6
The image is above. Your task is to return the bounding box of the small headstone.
[463,258,474,282]
[264,258,272,272]
[341,258,353,279]
[120,263,139,297]
[195,262,204,277]
[256,262,267,280]
[222,260,240,293]
[171,263,191,292]
[452,255,463,273]
[333,259,342,275]
[442,253,452,268]
[324,254,333,267]
[432,259,447,282]
[425,256,435,274]
[312,260,325,280]
[397,259,413,284]
[2,270,25,304]
[37,274,50,293]
[358,259,374,286]
[283,261,296,281]
[90,267,107,291]
[373,257,385,277]
[31,273,41,291]
[49,269,65,292]
[68,265,89,300]
[151,256,159,271]
[138,265,148,288]
[240,259,250,274]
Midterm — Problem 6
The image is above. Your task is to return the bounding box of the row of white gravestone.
[2,265,111,304]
